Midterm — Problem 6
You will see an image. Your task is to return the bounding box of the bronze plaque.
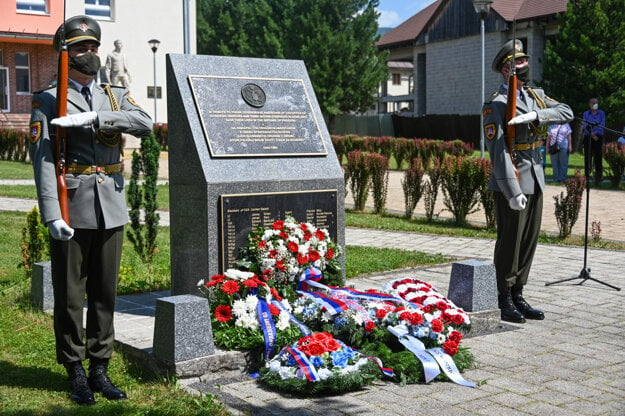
[188,75,328,157]
[220,190,338,271]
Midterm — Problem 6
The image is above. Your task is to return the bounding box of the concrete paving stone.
[530,389,589,407]
[519,401,581,416]
[486,391,538,408]
[540,378,606,399]
[484,377,545,396]
[462,400,531,416]
[561,399,622,416]
[425,385,496,405]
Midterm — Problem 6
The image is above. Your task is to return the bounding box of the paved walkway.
[2,158,624,415]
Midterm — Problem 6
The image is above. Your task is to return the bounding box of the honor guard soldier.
[482,39,573,324]
[29,15,153,405]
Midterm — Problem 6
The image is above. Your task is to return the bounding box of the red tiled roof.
[376,0,442,47]
[377,0,569,47]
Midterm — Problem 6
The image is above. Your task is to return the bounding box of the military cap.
[53,15,101,52]
[492,39,530,72]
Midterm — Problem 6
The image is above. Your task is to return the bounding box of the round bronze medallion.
[241,83,266,108]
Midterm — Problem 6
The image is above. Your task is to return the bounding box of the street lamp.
[473,0,493,158]
[148,39,161,123]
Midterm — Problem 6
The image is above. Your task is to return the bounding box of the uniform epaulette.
[101,83,125,89]
[485,91,499,104]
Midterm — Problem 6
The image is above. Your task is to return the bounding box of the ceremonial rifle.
[55,2,70,224]
[504,21,519,182]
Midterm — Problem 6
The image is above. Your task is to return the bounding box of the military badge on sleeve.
[30,121,42,143]
[124,92,141,108]
[484,123,496,141]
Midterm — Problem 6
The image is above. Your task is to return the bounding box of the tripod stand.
[545,118,620,290]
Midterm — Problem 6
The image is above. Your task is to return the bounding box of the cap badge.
[79,22,89,32]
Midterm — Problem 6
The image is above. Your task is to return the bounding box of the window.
[85,0,112,19]
[16,0,47,13]
[15,52,30,94]
[392,73,401,85]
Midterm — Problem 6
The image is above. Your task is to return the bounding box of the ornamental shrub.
[0,128,29,162]
[19,207,49,275]
[366,153,389,214]
[153,122,168,150]
[394,137,416,170]
[474,157,495,229]
[439,155,483,226]
[603,142,625,188]
[331,134,349,165]
[401,158,425,219]
[127,133,161,263]
[553,169,585,239]
[346,150,370,211]
[423,158,441,222]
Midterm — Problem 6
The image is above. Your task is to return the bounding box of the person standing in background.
[548,122,573,182]
[582,98,606,183]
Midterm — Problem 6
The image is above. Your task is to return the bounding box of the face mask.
[592,103,599,110]
[516,65,530,83]
[69,52,101,76]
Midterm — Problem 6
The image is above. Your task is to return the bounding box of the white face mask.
[592,103,599,110]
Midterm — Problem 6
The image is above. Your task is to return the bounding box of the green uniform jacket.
[29,83,153,229]
[482,85,573,200]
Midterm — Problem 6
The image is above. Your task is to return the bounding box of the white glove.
[51,111,98,127]
[48,219,75,241]
[508,194,527,211]
[508,111,538,125]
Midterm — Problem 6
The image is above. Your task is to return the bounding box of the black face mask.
[69,53,101,76]
[516,65,530,83]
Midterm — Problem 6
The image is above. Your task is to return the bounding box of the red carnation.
[268,249,278,259]
[301,341,326,357]
[210,274,226,283]
[262,269,272,280]
[443,340,459,355]
[303,232,312,241]
[276,260,286,271]
[436,300,449,310]
[431,318,444,333]
[205,280,220,287]
[221,280,240,295]
[375,309,388,319]
[287,241,299,253]
[448,331,463,343]
[315,229,325,241]
[268,304,280,316]
[296,253,309,265]
[325,338,342,351]
[272,220,284,230]
[408,312,423,326]
[324,247,335,260]
[364,321,375,333]
[452,314,465,325]
[308,250,320,262]
[300,223,309,232]
[214,305,232,322]
[242,278,258,288]
[257,240,268,250]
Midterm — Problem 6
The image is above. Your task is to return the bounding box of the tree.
[542,0,625,126]
[197,0,388,119]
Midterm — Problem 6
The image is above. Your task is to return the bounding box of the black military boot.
[64,361,96,405]
[511,286,545,320]
[88,358,128,401]
[498,290,526,323]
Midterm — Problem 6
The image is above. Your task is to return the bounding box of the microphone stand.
[546,118,620,290]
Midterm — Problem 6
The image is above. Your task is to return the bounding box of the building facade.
[0,0,196,127]
[376,0,567,118]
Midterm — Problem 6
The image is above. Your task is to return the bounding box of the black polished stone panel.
[220,190,338,271]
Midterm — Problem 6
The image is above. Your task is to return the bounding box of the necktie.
[81,86,92,109]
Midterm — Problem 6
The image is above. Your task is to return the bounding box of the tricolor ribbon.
[283,346,320,382]
[257,298,277,360]
[296,290,348,315]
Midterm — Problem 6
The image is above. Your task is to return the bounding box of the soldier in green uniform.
[482,40,573,324]
[29,16,152,405]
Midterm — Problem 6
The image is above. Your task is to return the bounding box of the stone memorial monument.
[166,54,345,295]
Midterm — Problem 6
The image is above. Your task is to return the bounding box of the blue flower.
[334,315,347,328]
[286,355,297,367]
[330,350,349,368]
[342,346,357,360]
[310,355,324,368]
